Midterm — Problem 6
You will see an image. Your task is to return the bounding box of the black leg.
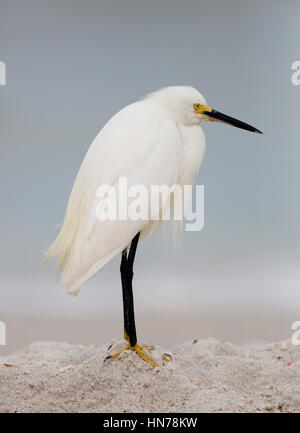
[120,232,140,347]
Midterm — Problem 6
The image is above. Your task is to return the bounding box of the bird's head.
[147,86,262,134]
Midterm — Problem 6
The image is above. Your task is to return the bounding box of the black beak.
[204,109,263,134]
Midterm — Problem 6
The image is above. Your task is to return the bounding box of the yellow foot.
[132,343,160,367]
[105,342,172,367]
[108,343,160,367]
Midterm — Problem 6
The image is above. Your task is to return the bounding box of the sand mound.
[0,337,299,413]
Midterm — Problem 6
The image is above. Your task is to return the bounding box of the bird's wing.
[48,100,182,295]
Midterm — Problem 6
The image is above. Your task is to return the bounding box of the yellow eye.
[194,103,200,111]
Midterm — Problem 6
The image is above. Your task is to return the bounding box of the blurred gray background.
[0,0,300,355]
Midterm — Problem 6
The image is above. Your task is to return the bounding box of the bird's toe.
[162,353,172,362]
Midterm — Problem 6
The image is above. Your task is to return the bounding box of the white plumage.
[47,85,259,296]
[45,85,262,367]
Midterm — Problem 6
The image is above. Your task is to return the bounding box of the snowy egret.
[46,86,262,366]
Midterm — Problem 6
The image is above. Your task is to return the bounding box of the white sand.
[0,337,299,413]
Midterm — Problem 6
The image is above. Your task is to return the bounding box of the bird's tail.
[44,221,75,279]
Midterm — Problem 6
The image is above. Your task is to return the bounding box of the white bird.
[46,86,262,366]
